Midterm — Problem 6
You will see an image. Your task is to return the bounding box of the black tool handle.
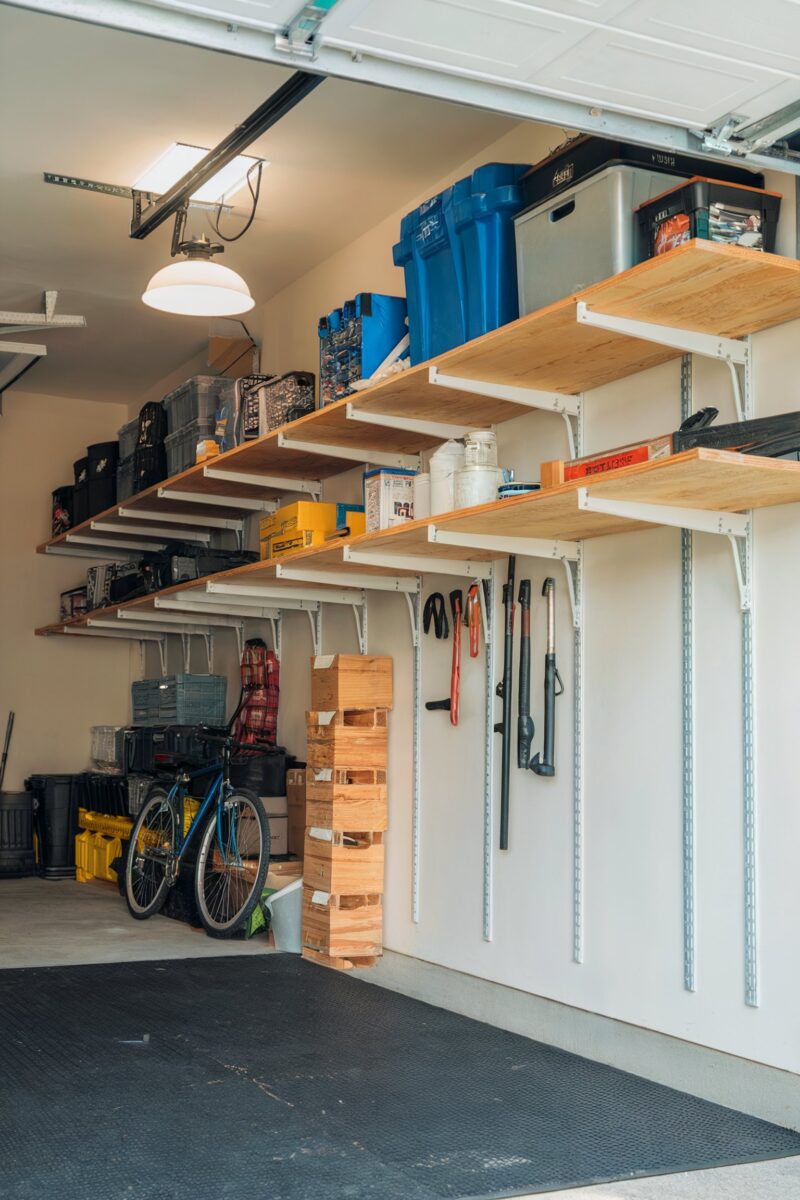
[425,699,452,711]
[531,655,558,777]
[517,580,533,769]
[497,556,515,849]
[0,711,14,792]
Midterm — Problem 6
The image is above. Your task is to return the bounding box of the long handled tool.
[531,578,563,777]
[425,590,463,726]
[517,580,535,770]
[0,711,15,792]
[494,557,515,848]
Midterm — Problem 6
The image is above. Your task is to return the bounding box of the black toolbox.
[637,177,782,258]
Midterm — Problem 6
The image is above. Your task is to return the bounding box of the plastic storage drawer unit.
[514,164,688,316]
[637,177,781,258]
[393,163,529,363]
[164,417,215,477]
[162,376,236,434]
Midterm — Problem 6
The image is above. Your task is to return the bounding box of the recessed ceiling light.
[133,143,267,204]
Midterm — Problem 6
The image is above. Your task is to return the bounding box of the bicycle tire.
[124,787,176,920]
[194,788,270,938]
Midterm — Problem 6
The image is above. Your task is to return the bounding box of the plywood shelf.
[35,449,800,638]
[37,241,800,559]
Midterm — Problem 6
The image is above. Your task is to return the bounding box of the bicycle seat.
[153,752,207,771]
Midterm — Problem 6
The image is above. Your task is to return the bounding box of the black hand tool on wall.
[495,556,516,848]
[531,578,563,778]
[425,590,463,726]
[517,580,535,770]
[423,592,449,639]
[0,711,15,791]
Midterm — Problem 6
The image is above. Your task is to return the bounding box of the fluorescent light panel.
[133,143,266,204]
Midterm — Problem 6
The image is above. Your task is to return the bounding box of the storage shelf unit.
[37,240,800,560]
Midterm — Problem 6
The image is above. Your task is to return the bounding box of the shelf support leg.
[482,564,496,942]
[681,353,697,995]
[234,623,244,662]
[181,633,191,674]
[571,398,585,966]
[307,608,322,657]
[157,638,168,676]
[408,580,422,924]
[352,591,368,655]
[203,632,214,674]
[268,615,282,663]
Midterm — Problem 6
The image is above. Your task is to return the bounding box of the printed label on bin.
[309,827,333,842]
[311,890,331,906]
[314,768,332,782]
[316,711,336,726]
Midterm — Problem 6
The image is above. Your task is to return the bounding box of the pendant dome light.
[142,235,254,317]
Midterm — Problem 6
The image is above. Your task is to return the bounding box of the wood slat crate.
[306,709,388,771]
[304,828,384,894]
[302,889,383,959]
[311,654,393,712]
[301,946,378,972]
[306,782,388,832]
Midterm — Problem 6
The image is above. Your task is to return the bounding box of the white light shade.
[142,258,255,317]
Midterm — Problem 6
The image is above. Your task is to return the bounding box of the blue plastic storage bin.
[393,162,530,364]
[318,293,408,406]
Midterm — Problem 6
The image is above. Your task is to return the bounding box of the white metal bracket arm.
[277,432,421,472]
[277,560,419,594]
[343,545,492,581]
[345,401,482,442]
[576,489,750,537]
[157,487,276,513]
[203,465,320,499]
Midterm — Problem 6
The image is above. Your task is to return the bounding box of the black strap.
[423,592,449,639]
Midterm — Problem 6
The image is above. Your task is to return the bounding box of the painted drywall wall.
[0,390,134,789]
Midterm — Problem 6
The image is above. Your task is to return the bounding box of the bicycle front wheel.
[194,789,270,938]
[124,787,176,920]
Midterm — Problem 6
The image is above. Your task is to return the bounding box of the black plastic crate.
[519,134,765,213]
[116,454,135,502]
[132,443,167,494]
[135,401,168,448]
[637,177,781,258]
[51,486,73,536]
[118,417,139,459]
[162,376,236,434]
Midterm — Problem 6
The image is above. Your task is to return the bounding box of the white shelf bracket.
[155,595,283,619]
[203,632,214,673]
[118,506,243,532]
[307,608,322,656]
[65,533,167,553]
[157,487,276,513]
[405,589,419,647]
[277,432,421,472]
[268,614,282,662]
[727,533,753,612]
[234,623,244,661]
[343,545,491,580]
[158,639,168,675]
[346,401,482,442]
[181,633,191,674]
[91,520,210,544]
[352,591,369,655]
[277,561,419,594]
[429,366,580,415]
[576,302,749,417]
[202,465,320,500]
[576,489,750,539]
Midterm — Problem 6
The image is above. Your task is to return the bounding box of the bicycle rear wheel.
[194,788,270,938]
[124,787,176,920]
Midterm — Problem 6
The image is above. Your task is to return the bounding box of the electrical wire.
[208,159,263,243]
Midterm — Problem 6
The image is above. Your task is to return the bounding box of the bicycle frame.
[160,761,228,862]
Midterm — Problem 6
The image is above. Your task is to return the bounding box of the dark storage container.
[637,177,781,258]
[0,791,35,877]
[72,457,89,526]
[257,372,316,430]
[77,772,128,817]
[88,441,119,517]
[164,417,216,477]
[162,376,237,434]
[136,401,168,448]
[229,747,287,796]
[116,454,135,502]
[27,774,78,879]
[51,486,73,536]
[518,134,765,213]
[59,586,88,622]
[132,443,167,494]
[118,417,139,459]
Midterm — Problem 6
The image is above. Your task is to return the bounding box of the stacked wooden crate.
[302,654,392,972]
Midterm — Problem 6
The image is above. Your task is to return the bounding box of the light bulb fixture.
[142,232,255,318]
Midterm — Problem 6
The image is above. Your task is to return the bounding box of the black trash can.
[0,791,35,878]
[27,774,78,879]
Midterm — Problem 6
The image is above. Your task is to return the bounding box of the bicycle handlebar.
[195,726,276,755]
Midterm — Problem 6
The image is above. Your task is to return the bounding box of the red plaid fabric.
[232,639,280,745]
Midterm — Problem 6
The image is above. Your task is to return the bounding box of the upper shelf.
[38,240,800,558]
[35,449,800,637]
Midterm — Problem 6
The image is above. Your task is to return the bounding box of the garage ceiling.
[0,6,516,404]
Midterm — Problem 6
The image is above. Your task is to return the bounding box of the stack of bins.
[392,162,529,364]
[116,417,139,502]
[162,376,236,476]
[318,294,407,407]
[302,655,392,971]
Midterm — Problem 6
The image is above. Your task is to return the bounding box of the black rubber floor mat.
[1,955,798,1200]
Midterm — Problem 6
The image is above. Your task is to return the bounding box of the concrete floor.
[0,876,270,967]
[1,879,798,1199]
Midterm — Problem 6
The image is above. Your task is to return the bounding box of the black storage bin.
[519,134,765,213]
[125,727,166,774]
[27,774,79,879]
[637,177,781,258]
[132,443,167,494]
[229,747,287,796]
[136,401,168,448]
[87,442,119,517]
[0,791,35,877]
[51,486,73,536]
[72,457,89,526]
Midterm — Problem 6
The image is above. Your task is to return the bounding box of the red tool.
[466,583,481,658]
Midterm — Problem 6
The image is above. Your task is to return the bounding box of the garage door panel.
[532,30,784,125]
[611,0,800,76]
[141,0,298,31]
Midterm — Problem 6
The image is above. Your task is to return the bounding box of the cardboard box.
[268,815,288,856]
[311,654,393,711]
[303,828,384,895]
[541,435,673,488]
[364,468,416,531]
[287,768,306,806]
[266,860,302,891]
[261,795,288,817]
[286,767,306,857]
[259,501,337,543]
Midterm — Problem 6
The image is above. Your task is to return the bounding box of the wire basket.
[90,726,126,773]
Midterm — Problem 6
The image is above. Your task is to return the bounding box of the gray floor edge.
[359,950,800,1133]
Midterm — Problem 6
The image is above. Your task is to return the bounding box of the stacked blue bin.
[318,293,408,406]
[393,162,530,364]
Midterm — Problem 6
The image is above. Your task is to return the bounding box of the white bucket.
[264,876,303,953]
[413,472,431,520]
[464,430,497,469]
[430,440,465,515]
[454,465,503,509]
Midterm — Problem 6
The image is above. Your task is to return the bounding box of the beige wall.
[0,390,133,790]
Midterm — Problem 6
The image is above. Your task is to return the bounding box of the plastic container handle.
[549,198,575,224]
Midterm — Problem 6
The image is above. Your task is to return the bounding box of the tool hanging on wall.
[495,557,516,849]
[517,580,536,771]
[425,590,463,726]
[466,582,482,658]
[531,577,563,778]
[423,592,449,639]
[0,711,15,791]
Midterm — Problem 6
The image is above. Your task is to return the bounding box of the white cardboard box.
[364,468,416,531]
[261,795,288,817]
[268,815,288,855]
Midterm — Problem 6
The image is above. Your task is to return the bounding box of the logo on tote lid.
[552,162,574,189]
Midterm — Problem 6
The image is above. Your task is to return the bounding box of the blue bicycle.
[124,727,270,938]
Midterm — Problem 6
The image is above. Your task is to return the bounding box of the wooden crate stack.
[302,654,392,972]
